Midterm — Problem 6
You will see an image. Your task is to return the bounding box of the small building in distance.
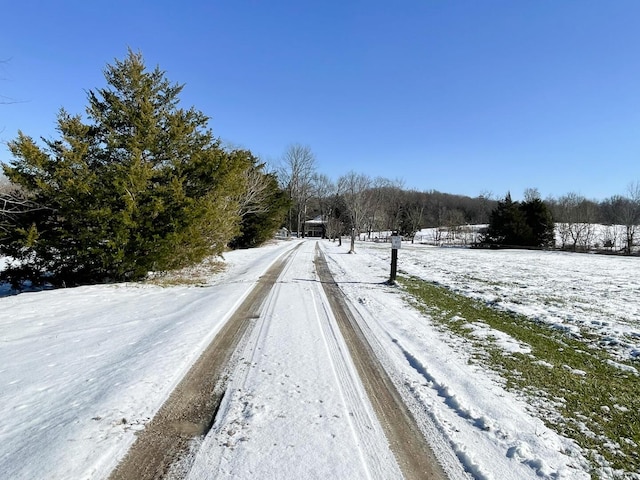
[304,216,327,238]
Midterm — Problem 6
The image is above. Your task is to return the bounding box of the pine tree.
[2,50,248,286]
[484,193,555,248]
[520,197,555,248]
[485,193,528,246]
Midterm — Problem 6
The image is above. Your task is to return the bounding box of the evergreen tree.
[2,50,248,286]
[485,193,529,246]
[520,197,555,248]
[484,193,555,248]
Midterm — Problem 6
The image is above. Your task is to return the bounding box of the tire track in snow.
[311,266,400,479]
[176,245,302,477]
[109,243,302,480]
[185,240,401,479]
[314,244,448,480]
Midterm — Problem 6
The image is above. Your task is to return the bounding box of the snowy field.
[1,239,638,479]
[321,242,596,479]
[395,242,640,364]
[412,224,636,253]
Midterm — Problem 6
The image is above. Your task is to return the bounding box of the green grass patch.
[399,275,640,477]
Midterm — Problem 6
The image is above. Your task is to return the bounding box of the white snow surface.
[183,242,401,479]
[2,238,623,479]
[395,242,640,363]
[0,242,296,479]
[319,241,590,480]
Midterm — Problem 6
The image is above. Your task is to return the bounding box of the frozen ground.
[320,241,593,479]
[2,238,636,478]
[181,241,403,479]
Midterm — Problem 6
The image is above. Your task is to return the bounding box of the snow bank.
[0,241,297,479]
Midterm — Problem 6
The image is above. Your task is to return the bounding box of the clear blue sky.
[2,0,639,200]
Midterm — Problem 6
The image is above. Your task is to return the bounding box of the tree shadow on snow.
[293,277,388,286]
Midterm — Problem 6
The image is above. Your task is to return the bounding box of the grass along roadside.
[398,276,639,479]
[145,257,226,287]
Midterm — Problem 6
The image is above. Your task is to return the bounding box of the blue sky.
[2,1,639,200]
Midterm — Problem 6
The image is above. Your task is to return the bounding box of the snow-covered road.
[183,240,402,479]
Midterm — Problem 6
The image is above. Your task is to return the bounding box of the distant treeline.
[283,161,639,254]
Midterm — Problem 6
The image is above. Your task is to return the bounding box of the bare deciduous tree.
[379,181,405,235]
[606,182,640,254]
[236,164,273,218]
[405,204,424,243]
[338,171,372,253]
[524,187,541,202]
[600,224,622,251]
[625,181,640,254]
[0,171,45,236]
[278,144,316,237]
[477,190,495,225]
[310,173,333,219]
[444,209,466,244]
[1,58,20,107]
[554,193,598,251]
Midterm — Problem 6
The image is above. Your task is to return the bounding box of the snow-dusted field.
[321,241,594,479]
[395,243,640,364]
[1,239,638,479]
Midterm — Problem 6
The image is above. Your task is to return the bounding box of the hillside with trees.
[277,151,639,255]
[277,150,498,247]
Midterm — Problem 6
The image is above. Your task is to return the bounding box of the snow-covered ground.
[181,241,402,479]
[320,241,593,479]
[0,242,298,479]
[1,239,637,479]
[394,242,640,364]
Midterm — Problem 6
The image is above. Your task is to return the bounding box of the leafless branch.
[0,177,49,232]
[237,167,272,218]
